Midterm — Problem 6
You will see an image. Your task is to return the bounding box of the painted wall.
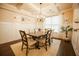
[0,8,37,44]
[63,9,73,27]
[72,4,79,55]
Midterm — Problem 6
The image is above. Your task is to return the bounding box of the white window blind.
[43,15,63,32]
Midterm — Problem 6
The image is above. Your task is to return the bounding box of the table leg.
[34,40,40,49]
[32,37,40,49]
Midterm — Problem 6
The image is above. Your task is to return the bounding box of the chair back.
[46,30,52,39]
[19,30,28,43]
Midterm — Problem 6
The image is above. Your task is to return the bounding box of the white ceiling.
[0,3,73,18]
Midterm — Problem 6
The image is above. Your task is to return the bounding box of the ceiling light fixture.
[37,3,45,22]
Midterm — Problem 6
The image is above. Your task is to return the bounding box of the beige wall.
[0,8,37,44]
[0,22,19,44]
[63,9,73,27]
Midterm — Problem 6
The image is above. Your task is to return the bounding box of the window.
[43,15,63,32]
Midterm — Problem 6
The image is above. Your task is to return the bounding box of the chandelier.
[37,3,45,22]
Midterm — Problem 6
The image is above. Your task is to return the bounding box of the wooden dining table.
[27,32,47,49]
[26,30,70,49]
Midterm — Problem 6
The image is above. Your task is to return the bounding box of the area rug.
[10,39,61,56]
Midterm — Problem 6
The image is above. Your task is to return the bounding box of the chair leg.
[21,42,23,51]
[45,41,47,51]
[26,46,28,56]
[48,39,51,46]
[26,49,28,56]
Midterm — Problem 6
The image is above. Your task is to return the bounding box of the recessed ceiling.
[56,3,73,11]
[0,3,73,18]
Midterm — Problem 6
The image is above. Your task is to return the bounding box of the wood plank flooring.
[57,41,76,56]
[0,39,75,56]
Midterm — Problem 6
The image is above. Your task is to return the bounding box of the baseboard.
[0,39,21,47]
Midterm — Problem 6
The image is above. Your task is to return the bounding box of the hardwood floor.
[57,41,76,56]
[0,39,75,56]
[0,39,21,56]
[0,45,15,56]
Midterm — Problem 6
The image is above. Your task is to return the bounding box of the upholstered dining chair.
[38,33,48,51]
[38,30,52,51]
[19,30,36,55]
[47,30,52,46]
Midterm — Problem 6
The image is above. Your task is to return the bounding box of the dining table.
[27,32,47,49]
[26,30,70,49]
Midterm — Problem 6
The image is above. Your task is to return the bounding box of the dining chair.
[38,30,52,51]
[47,30,52,46]
[19,30,36,55]
[38,33,48,51]
[44,30,52,51]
